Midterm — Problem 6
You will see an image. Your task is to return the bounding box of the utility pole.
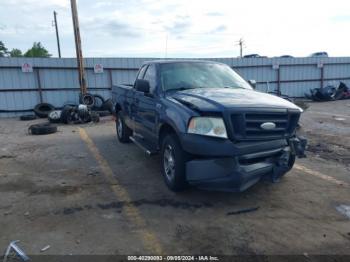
[165,34,168,58]
[53,11,61,58]
[236,38,245,58]
[70,0,87,95]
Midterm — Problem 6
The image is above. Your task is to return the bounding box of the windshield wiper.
[223,86,245,89]
[166,87,197,92]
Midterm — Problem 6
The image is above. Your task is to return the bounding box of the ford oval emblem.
[260,122,276,130]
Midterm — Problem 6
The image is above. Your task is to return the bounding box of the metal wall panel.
[1,57,350,118]
[280,65,320,81]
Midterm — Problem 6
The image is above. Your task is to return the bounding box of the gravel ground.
[0,100,349,258]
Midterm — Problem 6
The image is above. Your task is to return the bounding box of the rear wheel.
[116,111,132,143]
[161,134,188,191]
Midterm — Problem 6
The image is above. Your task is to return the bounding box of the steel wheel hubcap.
[163,145,175,182]
[117,118,123,138]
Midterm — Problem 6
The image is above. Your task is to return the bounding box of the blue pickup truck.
[112,60,306,192]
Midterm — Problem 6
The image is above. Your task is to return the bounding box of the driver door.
[133,64,158,147]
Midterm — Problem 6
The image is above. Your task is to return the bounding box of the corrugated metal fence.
[1,57,350,117]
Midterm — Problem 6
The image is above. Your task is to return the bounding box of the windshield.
[160,62,252,91]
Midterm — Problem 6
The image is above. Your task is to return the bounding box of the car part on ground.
[101,98,114,114]
[96,110,111,117]
[19,115,37,121]
[48,110,62,123]
[3,240,30,262]
[77,104,90,122]
[40,245,51,253]
[60,104,101,124]
[335,82,350,100]
[305,82,350,101]
[33,103,55,118]
[60,105,76,124]
[90,111,100,123]
[28,123,57,135]
[17,94,110,125]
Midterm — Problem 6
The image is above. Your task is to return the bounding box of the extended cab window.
[160,62,252,91]
[143,64,157,94]
[137,65,148,80]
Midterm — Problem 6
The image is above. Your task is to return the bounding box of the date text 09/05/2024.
[127,255,219,261]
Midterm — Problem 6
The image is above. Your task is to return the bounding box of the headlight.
[187,117,228,139]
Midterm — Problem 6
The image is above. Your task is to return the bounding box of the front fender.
[157,97,199,138]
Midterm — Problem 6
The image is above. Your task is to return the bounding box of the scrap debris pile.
[21,94,114,135]
[305,82,350,102]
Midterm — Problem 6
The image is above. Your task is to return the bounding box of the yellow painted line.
[294,164,349,187]
[79,128,163,254]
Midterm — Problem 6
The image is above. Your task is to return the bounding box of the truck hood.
[169,88,302,112]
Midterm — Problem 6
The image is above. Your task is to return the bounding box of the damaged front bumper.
[181,134,307,192]
[289,136,307,158]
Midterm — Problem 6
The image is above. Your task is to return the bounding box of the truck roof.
[142,59,223,66]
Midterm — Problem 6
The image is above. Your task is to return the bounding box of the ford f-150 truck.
[112,60,307,192]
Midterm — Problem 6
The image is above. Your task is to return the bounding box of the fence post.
[35,68,43,103]
[318,62,324,89]
[108,69,113,90]
[321,66,324,89]
[277,66,281,95]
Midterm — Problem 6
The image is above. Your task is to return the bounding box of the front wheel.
[116,111,132,143]
[161,134,188,192]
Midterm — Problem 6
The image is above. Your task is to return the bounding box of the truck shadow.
[94,134,281,210]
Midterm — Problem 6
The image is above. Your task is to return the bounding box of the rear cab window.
[135,65,148,83]
[142,64,157,94]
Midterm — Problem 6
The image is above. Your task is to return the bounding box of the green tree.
[9,48,23,57]
[24,42,51,58]
[0,41,9,57]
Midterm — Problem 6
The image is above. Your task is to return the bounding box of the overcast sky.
[1,0,350,58]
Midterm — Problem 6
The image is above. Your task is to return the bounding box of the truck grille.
[230,111,300,141]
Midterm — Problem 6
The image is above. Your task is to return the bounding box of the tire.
[116,112,132,143]
[160,134,188,192]
[20,115,36,121]
[92,94,105,110]
[33,103,55,118]
[80,93,95,107]
[29,123,57,135]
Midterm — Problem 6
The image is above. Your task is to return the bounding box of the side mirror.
[135,79,150,93]
[248,79,257,89]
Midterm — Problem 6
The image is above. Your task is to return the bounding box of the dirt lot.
[0,100,349,258]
